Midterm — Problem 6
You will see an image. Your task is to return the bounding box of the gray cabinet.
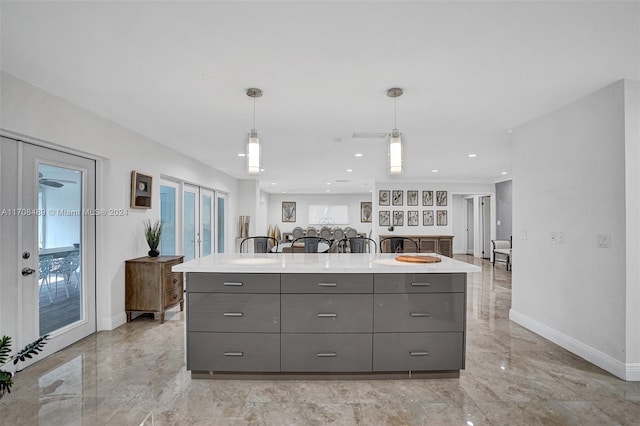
[186,271,466,376]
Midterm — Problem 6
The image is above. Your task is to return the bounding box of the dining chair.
[240,236,278,253]
[38,255,54,303]
[291,236,331,253]
[492,238,512,270]
[319,226,332,240]
[306,227,317,237]
[346,237,377,253]
[291,227,304,240]
[332,227,345,241]
[344,227,358,239]
[379,237,420,254]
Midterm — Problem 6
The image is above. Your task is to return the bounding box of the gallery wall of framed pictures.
[377,187,449,229]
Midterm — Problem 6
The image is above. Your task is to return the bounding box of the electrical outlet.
[558,232,565,244]
[597,234,611,248]
[551,232,557,244]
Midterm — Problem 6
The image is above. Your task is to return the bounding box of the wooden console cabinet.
[379,235,454,257]
[125,255,184,323]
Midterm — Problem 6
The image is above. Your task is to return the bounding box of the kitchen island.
[173,253,480,379]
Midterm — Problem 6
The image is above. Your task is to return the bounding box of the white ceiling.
[1,1,638,194]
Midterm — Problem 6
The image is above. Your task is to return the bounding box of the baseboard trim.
[100,312,127,331]
[509,309,638,381]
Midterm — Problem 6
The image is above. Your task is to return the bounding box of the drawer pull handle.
[411,282,431,287]
[223,312,243,317]
[223,282,243,286]
[173,278,178,284]
[409,351,430,357]
[317,282,337,287]
[224,352,244,357]
[317,313,337,318]
[410,312,431,317]
[173,294,178,300]
[317,352,337,357]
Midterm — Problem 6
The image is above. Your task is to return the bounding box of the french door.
[0,137,96,367]
[183,184,216,261]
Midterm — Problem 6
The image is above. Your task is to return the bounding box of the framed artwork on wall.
[392,190,403,206]
[282,201,296,222]
[436,191,448,206]
[379,210,390,226]
[437,209,448,226]
[379,190,390,206]
[130,171,152,209]
[423,210,434,226]
[408,210,419,226]
[393,210,404,226]
[407,190,418,206]
[422,190,433,206]
[361,202,372,223]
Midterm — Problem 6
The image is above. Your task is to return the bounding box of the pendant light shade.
[387,88,403,175]
[246,88,262,175]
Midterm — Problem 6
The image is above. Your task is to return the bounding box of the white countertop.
[173,253,481,274]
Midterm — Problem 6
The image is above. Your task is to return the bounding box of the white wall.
[511,79,639,380]
[624,80,640,374]
[266,193,372,236]
[371,181,495,246]
[0,71,238,333]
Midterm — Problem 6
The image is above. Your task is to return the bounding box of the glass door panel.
[159,183,177,256]
[17,141,96,366]
[217,194,226,253]
[200,189,214,257]
[183,185,198,261]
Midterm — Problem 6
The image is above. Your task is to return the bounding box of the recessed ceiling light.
[282,191,286,193]
[432,169,439,173]
[237,153,246,157]
[325,189,330,192]
[271,182,277,185]
[501,171,508,175]
[346,169,353,172]
[326,182,331,185]
[354,153,363,157]
[507,129,513,134]
[468,154,477,158]
[260,168,265,172]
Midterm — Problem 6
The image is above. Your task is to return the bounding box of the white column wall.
[511,79,637,380]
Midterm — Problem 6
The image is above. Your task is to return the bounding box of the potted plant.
[0,334,49,398]
[143,219,162,257]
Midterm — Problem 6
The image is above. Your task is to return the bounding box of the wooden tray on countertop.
[395,255,442,263]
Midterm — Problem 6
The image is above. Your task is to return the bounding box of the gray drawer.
[281,294,373,333]
[374,273,465,293]
[187,332,280,372]
[281,273,373,294]
[188,293,279,332]
[373,332,464,371]
[374,294,464,332]
[187,272,280,293]
[281,333,372,372]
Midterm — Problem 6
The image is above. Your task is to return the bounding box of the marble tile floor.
[1,255,638,425]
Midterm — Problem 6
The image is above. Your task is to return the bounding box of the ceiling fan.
[39,172,77,188]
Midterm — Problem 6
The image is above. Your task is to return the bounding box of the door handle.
[22,267,36,276]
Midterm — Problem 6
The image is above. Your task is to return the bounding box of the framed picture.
[282,201,296,222]
[379,210,390,226]
[407,190,418,206]
[130,171,152,209]
[423,210,434,226]
[436,191,448,206]
[437,210,448,226]
[422,190,433,206]
[392,190,403,206]
[393,210,404,226]
[408,210,419,226]
[361,201,372,223]
[379,190,390,206]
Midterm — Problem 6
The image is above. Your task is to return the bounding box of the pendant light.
[387,87,403,175]
[246,88,262,174]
